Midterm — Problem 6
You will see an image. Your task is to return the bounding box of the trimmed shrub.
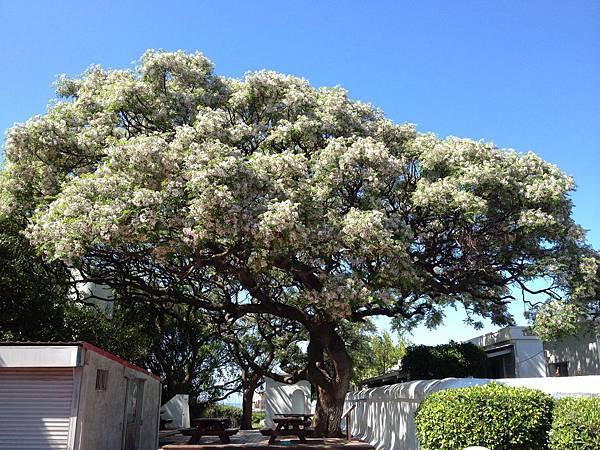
[402,342,488,380]
[252,411,266,428]
[549,396,600,449]
[415,382,554,450]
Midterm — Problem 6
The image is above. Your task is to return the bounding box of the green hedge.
[252,411,266,428]
[195,403,243,427]
[402,342,488,380]
[190,403,267,429]
[415,382,554,450]
[549,397,600,449]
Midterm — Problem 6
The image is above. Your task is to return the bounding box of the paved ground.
[159,429,374,450]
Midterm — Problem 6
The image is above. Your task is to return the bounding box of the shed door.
[122,378,145,450]
[0,368,74,450]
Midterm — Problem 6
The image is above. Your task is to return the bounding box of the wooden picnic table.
[267,416,314,444]
[159,417,174,429]
[182,417,239,444]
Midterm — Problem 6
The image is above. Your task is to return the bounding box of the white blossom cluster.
[1,50,596,328]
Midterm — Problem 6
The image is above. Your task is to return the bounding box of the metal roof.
[0,341,86,346]
[0,341,160,381]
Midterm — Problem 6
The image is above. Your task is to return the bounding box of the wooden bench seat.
[159,429,182,438]
[261,427,315,436]
[184,427,239,444]
[185,427,239,436]
[262,425,314,444]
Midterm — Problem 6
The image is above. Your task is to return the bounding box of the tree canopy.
[1,50,598,434]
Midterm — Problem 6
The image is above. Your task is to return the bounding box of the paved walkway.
[159,429,374,450]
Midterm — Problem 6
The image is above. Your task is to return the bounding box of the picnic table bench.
[261,413,314,444]
[160,417,174,430]
[181,417,239,444]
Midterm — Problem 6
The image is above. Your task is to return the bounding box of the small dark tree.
[222,314,304,429]
[0,217,72,340]
[127,303,238,404]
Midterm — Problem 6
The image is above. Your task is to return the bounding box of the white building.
[0,342,161,450]
[252,391,266,412]
[469,326,600,378]
[69,269,115,317]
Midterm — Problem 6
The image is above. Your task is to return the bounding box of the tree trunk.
[314,382,347,437]
[308,322,352,437]
[240,376,259,429]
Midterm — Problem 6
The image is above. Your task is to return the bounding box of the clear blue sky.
[1,0,598,344]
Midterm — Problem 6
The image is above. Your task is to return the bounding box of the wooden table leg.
[189,432,202,444]
[293,424,307,443]
[269,423,283,445]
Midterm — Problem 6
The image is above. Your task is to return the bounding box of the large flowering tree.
[1,50,598,434]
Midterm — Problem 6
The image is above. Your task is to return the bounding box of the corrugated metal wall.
[0,368,74,450]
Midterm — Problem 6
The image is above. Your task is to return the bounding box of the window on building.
[550,361,569,377]
[95,369,109,390]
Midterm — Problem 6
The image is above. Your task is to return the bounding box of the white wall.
[544,333,600,376]
[264,378,311,428]
[513,339,546,377]
[0,345,82,367]
[347,376,600,450]
[495,375,600,397]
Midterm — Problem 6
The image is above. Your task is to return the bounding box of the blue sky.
[1,0,598,344]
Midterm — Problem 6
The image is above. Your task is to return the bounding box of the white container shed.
[0,342,161,450]
[263,377,312,429]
